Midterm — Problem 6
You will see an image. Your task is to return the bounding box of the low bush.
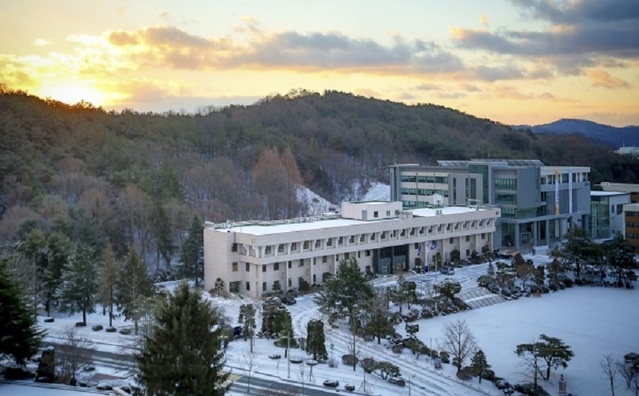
[456,366,473,381]
[75,321,87,327]
[440,351,450,364]
[105,327,116,333]
[482,369,496,382]
[341,354,358,366]
[43,317,54,323]
[513,382,550,396]
[4,366,34,380]
[360,358,376,373]
[91,324,103,331]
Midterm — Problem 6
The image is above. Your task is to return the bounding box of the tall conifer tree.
[0,259,45,365]
[136,283,229,395]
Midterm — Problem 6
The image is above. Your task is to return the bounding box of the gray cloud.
[107,26,465,75]
[454,0,639,74]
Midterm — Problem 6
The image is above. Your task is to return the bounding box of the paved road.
[45,343,361,396]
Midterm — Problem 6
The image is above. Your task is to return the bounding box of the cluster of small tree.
[554,228,636,288]
[601,352,639,396]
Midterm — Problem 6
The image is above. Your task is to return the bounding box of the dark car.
[323,379,339,388]
[281,296,296,305]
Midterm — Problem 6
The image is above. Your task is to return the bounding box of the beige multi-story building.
[203,201,500,298]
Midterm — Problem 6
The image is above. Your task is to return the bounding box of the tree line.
[3,87,639,277]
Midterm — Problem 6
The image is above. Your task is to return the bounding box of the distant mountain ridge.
[514,119,639,149]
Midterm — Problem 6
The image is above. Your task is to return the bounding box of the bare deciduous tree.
[440,319,477,373]
[56,326,94,384]
[600,354,618,396]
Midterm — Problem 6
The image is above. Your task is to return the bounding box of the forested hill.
[1,88,638,267]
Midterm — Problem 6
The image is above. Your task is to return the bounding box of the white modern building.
[590,191,631,241]
[203,201,500,298]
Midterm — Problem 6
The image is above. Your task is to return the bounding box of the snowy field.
[4,253,638,396]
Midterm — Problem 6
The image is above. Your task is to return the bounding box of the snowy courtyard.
[4,253,639,396]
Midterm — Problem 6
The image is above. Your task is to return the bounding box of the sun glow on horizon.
[40,82,109,107]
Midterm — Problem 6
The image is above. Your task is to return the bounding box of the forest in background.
[1,86,638,274]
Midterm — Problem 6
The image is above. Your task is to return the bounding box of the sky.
[1,0,638,127]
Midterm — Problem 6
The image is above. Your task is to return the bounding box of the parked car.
[388,376,406,387]
[323,379,339,388]
[440,266,455,275]
[281,296,296,305]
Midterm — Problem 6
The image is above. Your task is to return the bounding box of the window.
[262,265,266,272]
[274,262,279,271]
[466,236,470,242]
[245,282,250,291]
[312,274,316,283]
[322,256,328,263]
[291,242,297,251]
[449,238,454,243]
[245,263,250,272]
[366,250,371,257]
[288,278,292,287]
[495,178,517,190]
[288,261,292,269]
[265,246,272,255]
[232,262,238,272]
[262,282,267,292]
[374,211,379,218]
[386,210,391,216]
[231,243,238,252]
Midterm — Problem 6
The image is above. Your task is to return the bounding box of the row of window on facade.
[229,272,339,293]
[541,172,589,185]
[401,175,449,184]
[230,233,487,273]
[256,226,486,256]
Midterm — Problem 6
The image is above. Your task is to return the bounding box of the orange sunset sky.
[1,0,638,127]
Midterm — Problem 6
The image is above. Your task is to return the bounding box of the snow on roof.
[208,206,489,236]
[591,190,629,196]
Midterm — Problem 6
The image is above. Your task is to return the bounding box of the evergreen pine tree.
[0,259,45,365]
[306,319,328,361]
[98,244,119,328]
[178,215,203,286]
[238,304,256,352]
[470,349,491,383]
[60,243,100,324]
[116,246,154,334]
[136,282,229,396]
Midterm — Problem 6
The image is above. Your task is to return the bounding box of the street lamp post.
[282,331,291,379]
[408,374,416,396]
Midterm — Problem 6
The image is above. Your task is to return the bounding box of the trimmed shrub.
[456,366,473,381]
[91,324,103,331]
[341,354,358,366]
[361,358,376,373]
[440,351,450,364]
[75,321,87,327]
[514,382,550,396]
[105,327,116,333]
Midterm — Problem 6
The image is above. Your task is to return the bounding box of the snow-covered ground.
[5,252,638,396]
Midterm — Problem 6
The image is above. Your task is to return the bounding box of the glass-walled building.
[590,191,630,241]
[389,160,591,252]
